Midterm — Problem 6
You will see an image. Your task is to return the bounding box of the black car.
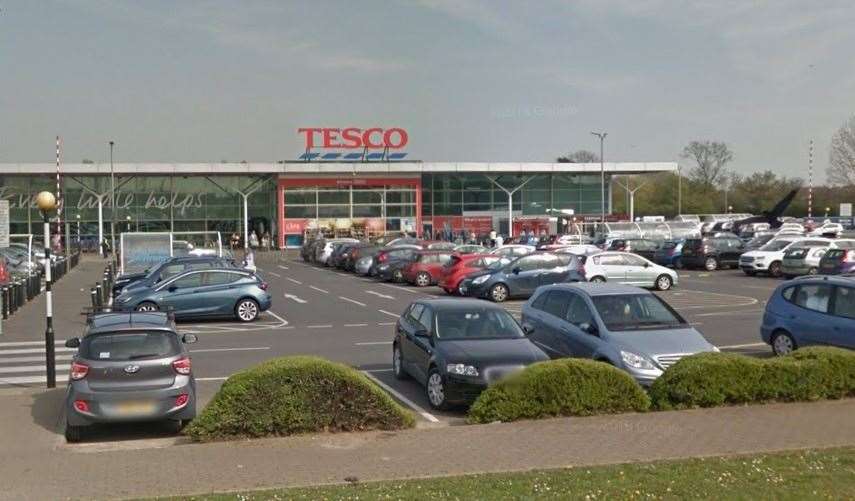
[392,299,548,409]
[370,245,421,278]
[377,253,419,282]
[113,256,236,296]
[342,244,376,271]
[681,236,744,271]
[607,239,660,261]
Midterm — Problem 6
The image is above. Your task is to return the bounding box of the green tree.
[680,141,734,191]
[557,150,599,163]
[828,115,855,185]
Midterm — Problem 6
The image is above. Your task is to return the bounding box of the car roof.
[85,312,176,335]
[163,256,226,264]
[416,298,507,310]
[544,282,652,296]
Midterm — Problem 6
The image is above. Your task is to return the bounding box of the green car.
[781,246,827,279]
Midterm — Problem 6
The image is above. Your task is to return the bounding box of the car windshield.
[486,257,512,270]
[436,308,524,340]
[591,294,685,331]
[81,331,180,361]
[759,240,794,252]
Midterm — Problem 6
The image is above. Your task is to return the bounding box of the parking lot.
[0,252,785,439]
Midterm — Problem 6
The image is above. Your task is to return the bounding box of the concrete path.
[0,386,853,500]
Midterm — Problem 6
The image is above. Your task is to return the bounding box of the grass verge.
[166,447,855,500]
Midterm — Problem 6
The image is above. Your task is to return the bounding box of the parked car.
[459,253,584,302]
[370,245,421,278]
[330,242,361,269]
[392,298,549,409]
[355,247,382,275]
[607,239,661,261]
[680,236,744,271]
[552,244,602,256]
[113,256,237,296]
[761,276,855,355]
[781,246,828,279]
[584,252,678,291]
[818,246,855,275]
[743,233,777,251]
[113,269,271,322]
[739,237,830,277]
[424,241,457,251]
[809,222,844,238]
[652,240,684,269]
[402,251,455,286]
[438,254,508,295]
[521,283,717,386]
[489,244,536,258]
[316,238,360,265]
[453,244,488,255]
[0,256,9,284]
[63,312,197,442]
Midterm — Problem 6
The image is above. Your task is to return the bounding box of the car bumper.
[444,376,487,404]
[457,281,491,298]
[66,378,196,426]
[740,260,768,271]
[624,367,664,387]
[259,294,272,311]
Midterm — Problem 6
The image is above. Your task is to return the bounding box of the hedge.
[185,356,415,441]
[467,359,650,424]
[650,347,855,410]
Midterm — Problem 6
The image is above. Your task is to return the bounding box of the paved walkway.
[0,387,852,500]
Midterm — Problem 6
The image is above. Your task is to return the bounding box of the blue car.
[459,253,584,302]
[761,275,855,355]
[113,268,272,322]
[113,256,237,296]
[652,240,684,269]
[521,283,717,385]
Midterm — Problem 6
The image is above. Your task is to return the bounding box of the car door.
[789,283,835,346]
[536,255,567,286]
[593,253,629,282]
[409,305,435,383]
[398,303,424,378]
[622,253,654,285]
[527,290,568,357]
[194,270,242,316]
[523,291,556,355]
[506,255,545,296]
[157,272,204,316]
[830,286,855,349]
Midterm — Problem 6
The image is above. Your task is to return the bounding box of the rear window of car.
[683,239,703,249]
[824,249,846,259]
[81,332,180,361]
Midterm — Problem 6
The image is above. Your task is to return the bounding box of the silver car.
[63,312,197,442]
[355,255,374,275]
[584,251,678,291]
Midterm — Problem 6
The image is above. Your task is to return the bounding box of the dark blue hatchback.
[459,253,584,302]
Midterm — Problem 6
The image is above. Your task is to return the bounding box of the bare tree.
[557,150,599,163]
[828,116,855,185]
[680,141,734,190]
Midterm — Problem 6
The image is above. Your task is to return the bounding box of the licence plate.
[114,401,157,416]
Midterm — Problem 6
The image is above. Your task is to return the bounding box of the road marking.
[366,290,395,300]
[0,354,74,364]
[343,323,368,327]
[265,310,290,326]
[0,347,77,355]
[267,271,282,278]
[378,309,399,318]
[190,347,270,353]
[718,342,767,349]
[378,322,396,326]
[361,371,440,424]
[196,377,230,381]
[355,341,391,346]
[694,309,764,317]
[286,277,303,285]
[377,283,426,295]
[277,265,290,271]
[0,374,69,385]
[310,286,329,294]
[284,293,307,304]
[0,365,70,374]
[339,296,366,307]
[0,340,67,347]
[307,324,332,329]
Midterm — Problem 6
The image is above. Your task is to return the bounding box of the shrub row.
[185,356,414,441]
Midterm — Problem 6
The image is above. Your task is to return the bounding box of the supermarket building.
[0,161,675,248]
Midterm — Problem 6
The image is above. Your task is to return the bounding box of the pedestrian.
[469,231,476,244]
[489,229,497,248]
[249,230,259,249]
[495,233,504,247]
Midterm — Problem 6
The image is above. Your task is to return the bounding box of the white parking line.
[718,342,767,349]
[366,290,395,300]
[378,309,399,318]
[277,265,290,271]
[284,293,307,304]
[343,323,368,327]
[267,271,282,278]
[190,347,270,353]
[0,365,70,374]
[377,283,426,295]
[286,278,303,285]
[196,377,230,382]
[0,340,67,347]
[361,371,440,423]
[339,296,366,307]
[378,322,396,326]
[265,310,290,326]
[0,347,77,355]
[310,286,329,294]
[694,309,763,317]
[0,354,74,364]
[307,324,332,329]
[355,341,391,346]
[0,374,69,385]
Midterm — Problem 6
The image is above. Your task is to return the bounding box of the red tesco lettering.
[298,127,408,149]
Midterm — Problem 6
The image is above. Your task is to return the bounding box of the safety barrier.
[0,251,82,326]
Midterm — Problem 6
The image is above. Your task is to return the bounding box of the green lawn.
[171,447,855,500]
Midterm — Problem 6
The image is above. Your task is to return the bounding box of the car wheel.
[590,276,606,283]
[704,257,718,271]
[489,283,509,303]
[673,258,683,269]
[415,272,431,287]
[655,274,673,291]
[426,368,450,410]
[807,267,818,275]
[393,343,408,380]
[136,302,158,312]
[235,298,259,322]
[392,269,404,282]
[768,261,783,278]
[771,330,796,356]
[162,419,185,434]
[65,421,84,443]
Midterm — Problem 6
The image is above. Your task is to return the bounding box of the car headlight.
[379,264,389,270]
[620,351,656,370]
[116,296,131,303]
[472,275,491,285]
[446,364,479,376]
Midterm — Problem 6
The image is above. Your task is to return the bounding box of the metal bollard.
[1,287,7,319]
[17,281,24,307]
[90,287,98,310]
[9,283,17,314]
[95,284,103,308]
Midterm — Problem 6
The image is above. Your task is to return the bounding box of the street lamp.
[825,207,831,217]
[591,132,607,224]
[125,214,132,231]
[727,205,733,214]
[36,191,57,389]
[75,214,81,252]
[109,141,116,260]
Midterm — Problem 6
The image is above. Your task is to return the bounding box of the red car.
[402,251,455,287]
[0,257,8,285]
[438,254,507,295]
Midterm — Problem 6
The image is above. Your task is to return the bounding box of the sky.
[2,0,854,182]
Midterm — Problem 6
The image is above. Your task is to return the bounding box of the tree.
[730,171,801,215]
[557,150,599,163]
[828,115,855,185]
[680,141,734,190]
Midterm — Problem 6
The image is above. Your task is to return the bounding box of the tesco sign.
[297,128,409,161]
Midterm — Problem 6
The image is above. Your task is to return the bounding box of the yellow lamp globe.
[36,191,57,212]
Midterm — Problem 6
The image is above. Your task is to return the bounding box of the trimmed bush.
[185,356,415,441]
[467,359,650,424]
[650,347,855,410]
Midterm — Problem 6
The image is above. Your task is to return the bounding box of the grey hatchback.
[63,312,197,442]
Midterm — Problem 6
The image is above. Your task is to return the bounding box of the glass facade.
[283,184,418,232]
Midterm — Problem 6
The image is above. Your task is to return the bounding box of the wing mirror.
[64,337,81,348]
[182,333,198,344]
[414,328,431,338]
[168,285,178,292]
[521,323,535,335]
[579,322,599,336]
[643,262,650,268]
[512,267,521,275]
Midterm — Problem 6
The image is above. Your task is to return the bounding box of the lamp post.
[825,207,831,218]
[109,141,116,260]
[36,191,58,389]
[75,214,81,252]
[125,215,131,232]
[591,132,607,224]
[676,166,682,216]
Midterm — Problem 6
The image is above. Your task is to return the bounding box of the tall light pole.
[591,132,607,223]
[109,141,116,260]
[677,166,682,216]
[36,191,58,389]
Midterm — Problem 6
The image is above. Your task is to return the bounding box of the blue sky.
[2,1,854,181]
